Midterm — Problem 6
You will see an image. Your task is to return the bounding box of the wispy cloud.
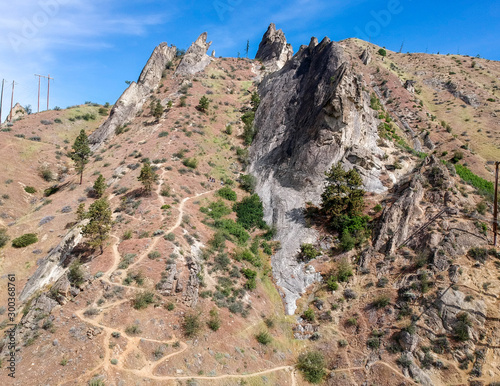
[0,0,172,120]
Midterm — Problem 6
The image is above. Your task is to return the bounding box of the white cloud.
[0,0,171,120]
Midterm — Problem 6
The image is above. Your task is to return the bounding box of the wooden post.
[494,162,499,246]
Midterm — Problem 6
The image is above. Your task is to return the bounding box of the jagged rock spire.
[175,32,213,76]
[255,23,293,72]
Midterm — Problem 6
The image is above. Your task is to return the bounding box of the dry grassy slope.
[0,104,107,307]
[0,57,309,386]
[340,39,500,179]
[1,41,500,386]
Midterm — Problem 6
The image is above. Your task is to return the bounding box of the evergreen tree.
[93,174,106,198]
[320,162,365,219]
[80,198,112,254]
[196,96,210,113]
[70,129,91,185]
[138,161,158,195]
[76,203,86,221]
[153,100,163,120]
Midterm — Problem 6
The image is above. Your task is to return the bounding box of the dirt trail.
[70,181,299,385]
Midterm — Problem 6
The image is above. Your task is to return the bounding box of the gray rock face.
[250,37,385,315]
[404,80,416,93]
[183,255,200,307]
[175,33,212,76]
[89,43,176,149]
[373,173,424,254]
[255,23,293,72]
[20,223,85,302]
[445,81,480,107]
[399,330,419,352]
[359,48,372,65]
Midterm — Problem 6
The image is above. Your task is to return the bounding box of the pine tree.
[321,162,365,218]
[138,162,158,195]
[93,174,106,198]
[80,198,112,254]
[153,100,163,120]
[76,203,86,221]
[70,129,91,185]
[196,96,210,113]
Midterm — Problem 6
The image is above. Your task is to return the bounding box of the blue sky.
[0,0,499,121]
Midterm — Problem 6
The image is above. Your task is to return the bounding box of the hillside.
[0,25,499,386]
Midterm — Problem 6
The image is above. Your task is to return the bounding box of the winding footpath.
[69,173,298,385]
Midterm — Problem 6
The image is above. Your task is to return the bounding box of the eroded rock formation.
[250,36,386,314]
[175,33,212,76]
[89,43,177,149]
[255,23,293,72]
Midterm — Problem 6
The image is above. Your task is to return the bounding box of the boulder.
[359,48,372,65]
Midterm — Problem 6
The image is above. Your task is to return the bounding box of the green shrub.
[234,194,265,230]
[337,259,353,282]
[217,187,237,201]
[297,351,326,384]
[239,174,256,193]
[24,186,36,194]
[298,243,321,261]
[468,247,488,263]
[455,163,494,200]
[38,166,53,182]
[372,295,391,309]
[201,200,231,219]
[148,250,161,260]
[373,204,383,213]
[367,337,380,349]
[43,185,59,197]
[12,233,38,248]
[207,308,221,331]
[453,312,471,341]
[132,291,155,310]
[0,228,9,248]
[302,308,315,322]
[326,275,338,291]
[378,48,387,57]
[182,313,201,337]
[233,248,261,267]
[450,151,463,163]
[182,157,198,169]
[255,331,272,345]
[125,324,142,335]
[68,260,85,287]
[123,230,132,240]
[396,354,412,368]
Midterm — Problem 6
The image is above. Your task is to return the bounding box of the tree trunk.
[80,170,83,185]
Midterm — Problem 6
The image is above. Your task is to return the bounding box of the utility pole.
[47,74,52,110]
[9,81,14,122]
[35,74,54,112]
[36,75,41,113]
[494,161,499,246]
[0,79,4,125]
